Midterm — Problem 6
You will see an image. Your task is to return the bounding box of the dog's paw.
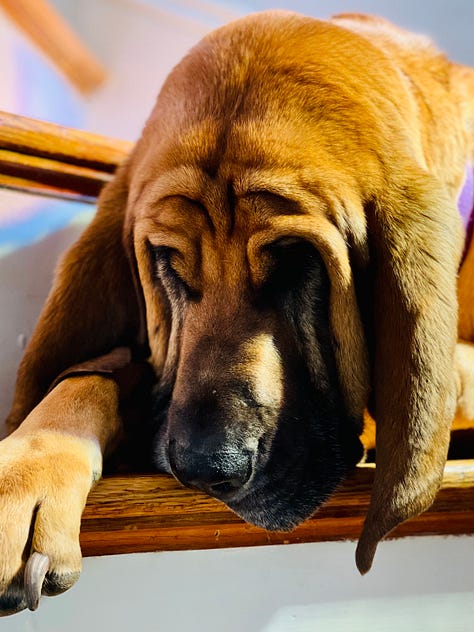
[0,429,101,616]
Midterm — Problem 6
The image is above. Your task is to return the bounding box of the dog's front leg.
[0,374,120,616]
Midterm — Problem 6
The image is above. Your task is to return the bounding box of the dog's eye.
[148,245,198,299]
[262,238,325,297]
[149,244,179,281]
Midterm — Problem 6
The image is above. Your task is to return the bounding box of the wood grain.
[0,111,132,200]
[0,111,132,169]
[80,461,474,557]
[0,173,97,203]
[0,149,113,198]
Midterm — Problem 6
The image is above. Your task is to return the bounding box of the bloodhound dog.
[2,10,474,615]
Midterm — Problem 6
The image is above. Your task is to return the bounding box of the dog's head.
[53,13,463,571]
[132,161,367,533]
[126,15,375,533]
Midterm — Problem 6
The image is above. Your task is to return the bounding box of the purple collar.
[458,165,474,261]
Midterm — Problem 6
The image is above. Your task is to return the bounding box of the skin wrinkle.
[134,167,325,228]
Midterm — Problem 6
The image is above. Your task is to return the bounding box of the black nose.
[169,441,253,497]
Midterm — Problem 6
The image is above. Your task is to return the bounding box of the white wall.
[3,536,474,631]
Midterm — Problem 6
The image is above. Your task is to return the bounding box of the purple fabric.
[458,165,474,262]
[458,165,474,229]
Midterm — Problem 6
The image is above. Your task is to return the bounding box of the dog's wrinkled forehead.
[130,164,320,244]
[126,97,327,255]
[128,118,324,222]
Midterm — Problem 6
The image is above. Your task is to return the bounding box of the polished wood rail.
[0,111,131,201]
[80,461,474,557]
[2,112,474,557]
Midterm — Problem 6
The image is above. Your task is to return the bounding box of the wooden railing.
[0,111,132,201]
[80,462,474,557]
[2,110,474,557]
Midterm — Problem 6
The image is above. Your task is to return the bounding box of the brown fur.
[2,11,474,613]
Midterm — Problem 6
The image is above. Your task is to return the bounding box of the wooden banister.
[0,111,132,201]
[81,462,474,557]
[2,112,474,557]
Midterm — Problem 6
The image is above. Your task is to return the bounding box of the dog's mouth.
[152,409,363,531]
[224,438,360,531]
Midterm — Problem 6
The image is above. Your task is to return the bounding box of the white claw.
[24,552,50,611]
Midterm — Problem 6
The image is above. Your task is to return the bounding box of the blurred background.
[3,0,474,141]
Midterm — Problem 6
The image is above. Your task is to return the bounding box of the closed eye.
[148,243,200,300]
[266,238,320,284]
[260,238,327,303]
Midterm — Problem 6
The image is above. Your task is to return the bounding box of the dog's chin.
[154,439,347,530]
[225,431,364,531]
[225,475,346,531]
[227,497,319,531]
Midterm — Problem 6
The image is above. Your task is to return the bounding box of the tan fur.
[3,10,474,612]
[237,334,284,409]
[0,376,120,613]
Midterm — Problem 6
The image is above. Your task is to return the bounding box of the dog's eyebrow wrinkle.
[169,195,217,235]
[243,190,306,216]
[135,166,211,206]
[235,171,322,209]
[136,167,240,234]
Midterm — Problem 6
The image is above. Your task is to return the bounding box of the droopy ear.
[356,173,463,573]
[6,163,146,432]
